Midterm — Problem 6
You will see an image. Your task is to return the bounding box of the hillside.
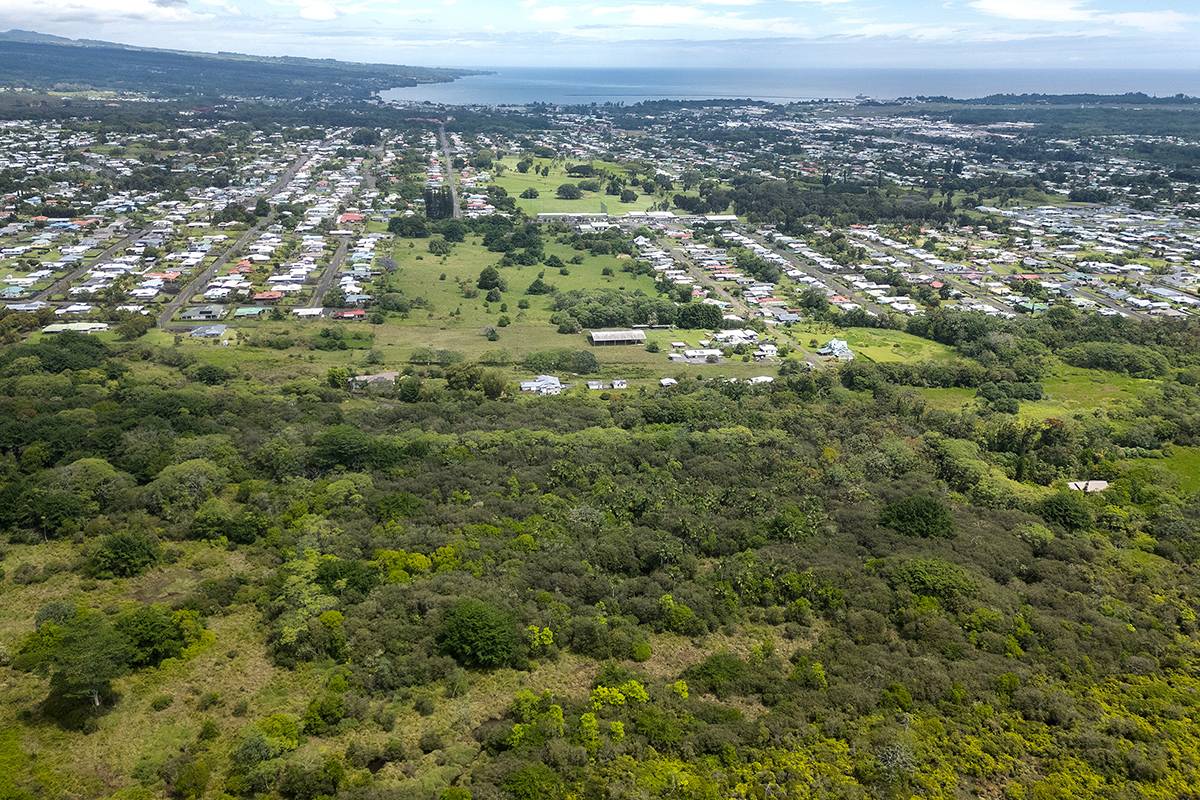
[0,31,477,100]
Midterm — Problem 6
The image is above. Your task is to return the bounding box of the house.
[589,329,647,346]
[659,378,678,387]
[349,371,399,390]
[6,301,49,312]
[612,379,628,389]
[334,309,366,320]
[191,325,228,339]
[817,339,854,361]
[520,375,563,395]
[42,322,109,334]
[1068,480,1110,493]
[292,307,325,318]
[179,305,225,322]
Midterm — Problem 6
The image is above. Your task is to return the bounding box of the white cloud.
[969,0,1093,23]
[0,0,210,23]
[528,4,569,22]
[588,3,810,36]
[1106,10,1194,33]
[970,0,1195,32]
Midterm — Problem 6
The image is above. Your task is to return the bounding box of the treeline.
[729,177,953,230]
[549,288,722,332]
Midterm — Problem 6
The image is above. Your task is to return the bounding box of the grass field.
[1127,446,1200,495]
[138,234,788,387]
[493,158,662,216]
[786,322,959,363]
[1019,364,1158,421]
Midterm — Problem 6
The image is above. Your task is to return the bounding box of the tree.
[620,189,638,203]
[436,599,519,668]
[480,370,507,400]
[520,188,540,199]
[115,604,189,668]
[555,184,582,200]
[327,366,350,389]
[116,315,154,340]
[350,128,380,146]
[477,266,505,291]
[397,376,422,402]
[253,197,271,217]
[437,219,467,242]
[388,216,430,238]
[429,238,453,256]
[526,275,553,295]
[424,187,455,220]
[445,362,483,392]
[15,610,132,724]
[880,495,954,538]
[677,303,722,330]
[1040,491,1094,532]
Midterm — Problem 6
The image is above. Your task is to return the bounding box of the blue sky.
[3,0,1199,68]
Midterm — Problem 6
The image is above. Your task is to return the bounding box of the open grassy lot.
[1126,446,1200,495]
[1019,363,1158,421]
[138,234,787,387]
[786,322,959,363]
[493,157,659,216]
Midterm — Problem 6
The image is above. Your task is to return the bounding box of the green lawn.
[493,157,662,216]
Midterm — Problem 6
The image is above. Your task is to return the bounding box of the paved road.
[250,148,314,208]
[742,230,894,318]
[156,147,316,328]
[157,219,268,328]
[311,150,378,307]
[665,239,755,320]
[311,237,350,307]
[34,222,152,302]
[437,122,462,220]
[845,232,1017,316]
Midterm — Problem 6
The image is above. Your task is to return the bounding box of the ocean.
[380,67,1200,106]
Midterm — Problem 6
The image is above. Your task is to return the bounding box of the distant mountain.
[0,29,479,100]
[0,29,76,45]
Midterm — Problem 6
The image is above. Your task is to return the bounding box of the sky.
[2,0,1199,69]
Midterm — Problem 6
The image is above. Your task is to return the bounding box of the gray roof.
[589,329,647,343]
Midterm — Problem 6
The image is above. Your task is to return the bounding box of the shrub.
[880,495,954,538]
[88,530,160,578]
[503,763,563,800]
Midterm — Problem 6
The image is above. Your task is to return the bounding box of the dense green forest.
[2,304,1200,799]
